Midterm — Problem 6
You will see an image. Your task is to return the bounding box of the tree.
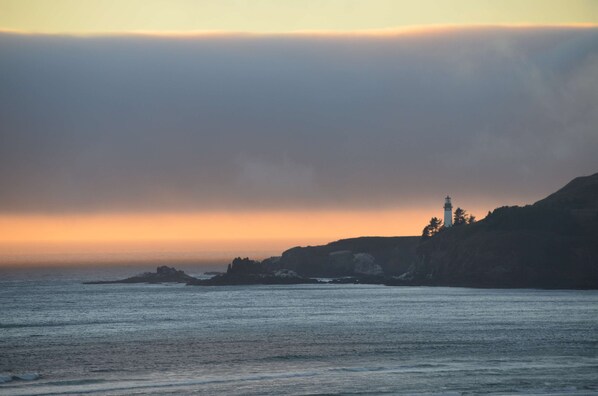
[422,225,431,239]
[429,217,443,233]
[454,207,467,226]
[422,217,443,239]
[454,207,476,225]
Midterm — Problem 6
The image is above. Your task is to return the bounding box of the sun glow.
[0,210,432,243]
[0,209,441,266]
[0,0,596,35]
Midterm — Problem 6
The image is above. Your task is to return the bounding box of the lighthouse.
[444,196,453,227]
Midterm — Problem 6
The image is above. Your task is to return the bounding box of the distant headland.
[87,172,598,289]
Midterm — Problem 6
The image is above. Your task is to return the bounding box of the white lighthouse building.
[444,195,453,227]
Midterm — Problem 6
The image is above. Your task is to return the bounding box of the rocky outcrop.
[188,257,320,285]
[84,266,196,284]
[263,236,420,278]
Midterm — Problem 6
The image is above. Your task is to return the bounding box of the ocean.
[1,266,597,395]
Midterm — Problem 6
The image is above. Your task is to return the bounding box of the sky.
[1,0,597,33]
[0,1,597,265]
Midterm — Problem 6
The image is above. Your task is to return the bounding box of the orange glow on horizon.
[0,206,501,266]
[0,209,444,266]
[0,210,432,244]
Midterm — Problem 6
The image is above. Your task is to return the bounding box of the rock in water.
[84,266,196,284]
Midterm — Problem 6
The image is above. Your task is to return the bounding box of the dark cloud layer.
[1,28,597,213]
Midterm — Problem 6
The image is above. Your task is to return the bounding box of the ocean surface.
[1,266,597,395]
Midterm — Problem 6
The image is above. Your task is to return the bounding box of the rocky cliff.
[262,236,420,277]
[408,173,598,288]
[252,173,598,289]
[188,257,319,285]
[116,173,596,289]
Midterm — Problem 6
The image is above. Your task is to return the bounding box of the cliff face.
[263,236,420,277]
[412,173,598,288]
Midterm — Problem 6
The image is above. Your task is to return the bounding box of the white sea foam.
[15,373,40,381]
[0,372,40,383]
[0,374,12,384]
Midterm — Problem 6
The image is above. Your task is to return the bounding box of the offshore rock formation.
[84,266,196,284]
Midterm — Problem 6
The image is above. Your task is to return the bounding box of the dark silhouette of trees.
[422,227,431,239]
[423,209,476,239]
[454,207,467,225]
[454,207,476,226]
[422,217,443,239]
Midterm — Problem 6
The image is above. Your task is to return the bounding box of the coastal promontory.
[207,172,598,289]
[85,173,598,290]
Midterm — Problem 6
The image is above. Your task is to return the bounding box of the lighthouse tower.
[444,196,453,228]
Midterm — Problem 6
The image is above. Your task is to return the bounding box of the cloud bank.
[0,27,597,213]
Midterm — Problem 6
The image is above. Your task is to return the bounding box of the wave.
[0,372,40,383]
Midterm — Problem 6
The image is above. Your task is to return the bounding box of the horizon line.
[1,23,597,39]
